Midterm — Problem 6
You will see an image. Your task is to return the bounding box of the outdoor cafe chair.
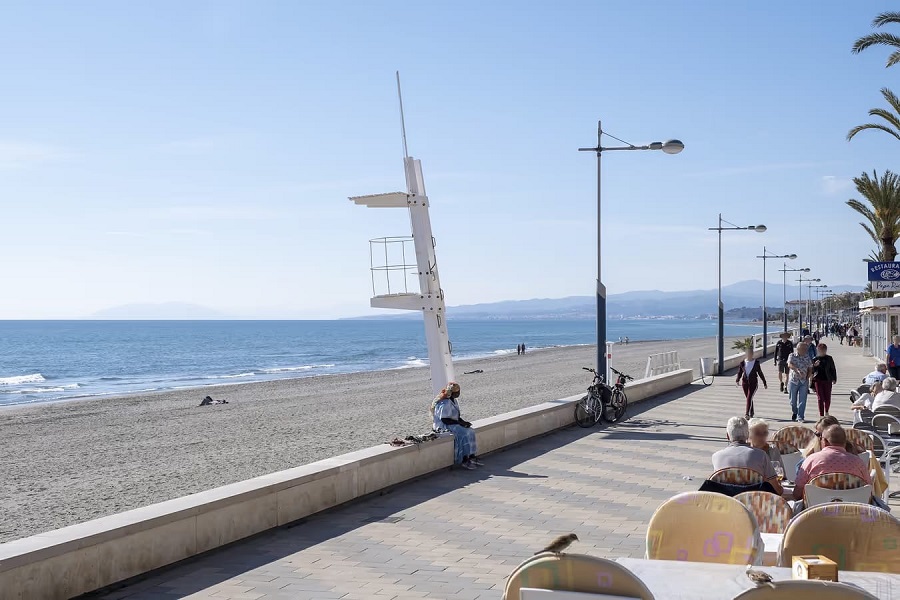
[502,553,655,600]
[732,579,878,599]
[770,440,798,455]
[872,412,900,439]
[779,452,802,483]
[772,426,814,453]
[734,491,793,534]
[709,467,764,486]
[646,491,762,565]
[778,502,900,572]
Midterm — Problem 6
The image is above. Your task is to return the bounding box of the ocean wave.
[5,383,81,394]
[0,373,46,385]
[220,372,256,379]
[393,358,428,369]
[260,364,335,374]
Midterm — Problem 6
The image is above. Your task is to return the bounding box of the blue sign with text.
[868,261,900,281]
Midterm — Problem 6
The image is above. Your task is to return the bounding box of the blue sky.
[1,1,897,318]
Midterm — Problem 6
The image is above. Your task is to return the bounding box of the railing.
[645,351,681,378]
[368,236,417,297]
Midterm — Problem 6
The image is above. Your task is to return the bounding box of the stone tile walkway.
[94,340,897,599]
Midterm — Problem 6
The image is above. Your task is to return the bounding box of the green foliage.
[732,337,755,351]
[846,170,900,262]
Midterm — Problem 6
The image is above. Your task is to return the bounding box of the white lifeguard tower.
[349,77,455,398]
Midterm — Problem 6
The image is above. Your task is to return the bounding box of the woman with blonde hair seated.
[748,418,782,472]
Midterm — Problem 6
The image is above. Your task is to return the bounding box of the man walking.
[773,332,794,394]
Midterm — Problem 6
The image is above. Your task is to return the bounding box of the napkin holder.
[792,555,838,581]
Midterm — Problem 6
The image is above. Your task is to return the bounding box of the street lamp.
[709,215,766,375]
[756,248,796,357]
[578,121,683,380]
[816,288,833,331]
[809,283,828,333]
[779,265,810,332]
[797,275,820,332]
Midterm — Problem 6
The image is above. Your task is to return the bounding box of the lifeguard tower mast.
[349,78,455,398]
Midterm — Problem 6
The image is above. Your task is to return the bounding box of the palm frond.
[848,122,900,141]
[889,49,900,67]
[873,12,900,27]
[882,87,900,112]
[852,32,900,55]
[861,222,880,246]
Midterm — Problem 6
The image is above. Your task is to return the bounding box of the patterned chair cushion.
[646,491,762,565]
[771,440,799,455]
[502,553,655,600]
[773,426,815,451]
[779,503,900,572]
[735,491,794,534]
[845,428,874,454]
[709,467,764,485]
[808,472,868,490]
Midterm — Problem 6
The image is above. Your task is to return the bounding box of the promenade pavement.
[95,339,898,600]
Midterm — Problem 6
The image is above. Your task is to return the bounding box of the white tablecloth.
[614,558,900,599]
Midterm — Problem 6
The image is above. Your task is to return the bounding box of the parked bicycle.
[574,366,632,427]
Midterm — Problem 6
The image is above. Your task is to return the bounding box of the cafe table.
[759,532,782,566]
[614,557,900,599]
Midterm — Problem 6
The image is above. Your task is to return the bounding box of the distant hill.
[347,280,864,320]
[88,302,226,320]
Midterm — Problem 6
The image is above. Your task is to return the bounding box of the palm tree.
[853,11,900,67]
[846,170,900,261]
[847,88,900,141]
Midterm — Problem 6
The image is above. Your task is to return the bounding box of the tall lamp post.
[779,265,809,331]
[816,288,833,331]
[756,248,796,357]
[710,215,766,375]
[578,122,683,380]
[797,275,820,332]
[809,283,828,332]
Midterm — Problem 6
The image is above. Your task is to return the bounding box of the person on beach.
[811,343,837,417]
[787,341,812,423]
[886,336,900,379]
[736,348,767,419]
[773,332,794,394]
[431,382,482,470]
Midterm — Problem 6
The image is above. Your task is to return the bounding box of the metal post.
[717,213,724,375]
[782,262,788,332]
[762,248,768,358]
[595,122,607,379]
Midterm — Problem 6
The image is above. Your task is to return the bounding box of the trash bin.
[700,357,714,376]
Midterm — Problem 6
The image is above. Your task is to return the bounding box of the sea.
[0,319,762,407]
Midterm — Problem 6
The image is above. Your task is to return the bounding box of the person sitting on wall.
[431,382,482,470]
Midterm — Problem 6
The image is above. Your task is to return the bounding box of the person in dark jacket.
[811,342,838,417]
[773,332,794,394]
[736,348,767,418]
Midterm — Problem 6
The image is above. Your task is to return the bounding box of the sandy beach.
[0,336,739,543]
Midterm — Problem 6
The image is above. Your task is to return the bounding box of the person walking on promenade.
[838,325,846,345]
[886,336,900,379]
[773,332,794,394]
[736,348,767,418]
[788,341,812,423]
[431,382,481,470]
[811,343,837,418]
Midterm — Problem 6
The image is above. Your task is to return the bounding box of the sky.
[1,1,898,318]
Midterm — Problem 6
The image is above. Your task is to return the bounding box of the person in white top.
[864,363,888,386]
[872,377,900,411]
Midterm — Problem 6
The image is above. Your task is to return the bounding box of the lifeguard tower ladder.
[349,152,455,399]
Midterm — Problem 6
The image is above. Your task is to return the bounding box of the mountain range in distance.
[350,280,864,321]
[84,280,864,320]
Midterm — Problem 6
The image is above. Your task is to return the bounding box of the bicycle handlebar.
[609,366,634,380]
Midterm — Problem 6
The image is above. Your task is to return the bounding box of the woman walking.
[812,342,837,417]
[788,341,812,423]
[736,348,767,418]
[431,382,481,470]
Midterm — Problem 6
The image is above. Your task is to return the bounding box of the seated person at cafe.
[872,377,900,411]
[748,418,782,472]
[792,424,872,501]
[712,416,782,495]
[852,380,881,411]
[863,363,888,386]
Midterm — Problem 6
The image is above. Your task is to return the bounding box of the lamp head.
[787,254,797,259]
[752,225,767,233]
[801,268,810,272]
[661,139,684,155]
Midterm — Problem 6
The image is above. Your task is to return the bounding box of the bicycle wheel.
[606,389,628,423]
[574,394,597,428]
